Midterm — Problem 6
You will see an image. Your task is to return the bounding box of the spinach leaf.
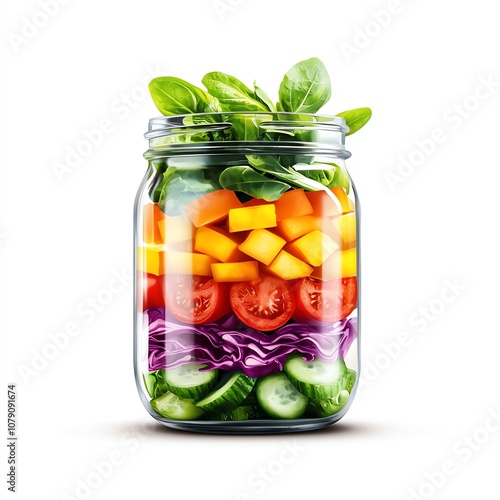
[158,168,221,215]
[219,166,290,201]
[337,107,372,135]
[149,77,221,116]
[278,57,331,114]
[202,72,269,112]
[294,162,351,193]
[253,81,276,112]
[247,155,330,192]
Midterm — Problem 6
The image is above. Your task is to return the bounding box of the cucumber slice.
[284,355,348,400]
[345,369,357,393]
[308,389,351,418]
[163,364,218,401]
[196,371,256,413]
[143,370,169,398]
[150,391,204,420]
[211,405,263,421]
[256,373,308,419]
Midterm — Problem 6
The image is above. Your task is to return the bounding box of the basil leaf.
[278,57,331,114]
[202,72,269,112]
[337,107,372,135]
[158,168,221,215]
[253,81,276,112]
[219,166,290,201]
[149,77,221,116]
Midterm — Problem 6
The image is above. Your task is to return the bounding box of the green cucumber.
[256,373,308,419]
[163,363,218,401]
[143,370,169,398]
[345,369,357,393]
[150,391,204,420]
[196,371,256,413]
[284,355,348,400]
[308,389,351,418]
[210,405,263,421]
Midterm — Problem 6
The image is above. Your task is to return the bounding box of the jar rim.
[144,112,351,159]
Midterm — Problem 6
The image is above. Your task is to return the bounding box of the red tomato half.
[166,275,230,324]
[139,273,165,311]
[293,277,357,323]
[230,274,295,331]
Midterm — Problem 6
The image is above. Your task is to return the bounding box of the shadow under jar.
[134,112,360,434]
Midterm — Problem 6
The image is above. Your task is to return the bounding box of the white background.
[1,1,500,499]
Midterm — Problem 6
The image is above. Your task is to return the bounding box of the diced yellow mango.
[286,230,338,267]
[228,205,277,232]
[266,251,313,280]
[211,261,259,282]
[158,215,195,244]
[312,248,357,281]
[166,252,218,276]
[238,229,286,265]
[137,245,166,276]
[276,215,322,241]
[331,187,355,215]
[194,226,242,263]
[332,213,356,249]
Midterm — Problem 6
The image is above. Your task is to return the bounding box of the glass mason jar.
[134,112,359,433]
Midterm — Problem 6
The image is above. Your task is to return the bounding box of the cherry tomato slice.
[166,275,230,324]
[230,274,295,331]
[138,272,165,311]
[293,277,357,323]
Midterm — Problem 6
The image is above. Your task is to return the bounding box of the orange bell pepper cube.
[238,229,286,265]
[142,203,165,244]
[276,215,322,241]
[265,251,313,280]
[185,190,243,228]
[331,187,355,215]
[286,230,338,267]
[305,190,343,218]
[312,248,357,281]
[274,189,313,221]
[228,204,277,232]
[194,226,245,263]
[211,261,260,282]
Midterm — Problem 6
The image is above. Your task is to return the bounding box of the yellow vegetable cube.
[312,248,357,281]
[158,215,195,244]
[211,261,260,282]
[286,230,338,267]
[238,229,286,265]
[228,205,277,232]
[276,215,322,241]
[137,245,166,276]
[194,226,242,263]
[166,252,218,276]
[332,213,356,249]
[266,251,313,280]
